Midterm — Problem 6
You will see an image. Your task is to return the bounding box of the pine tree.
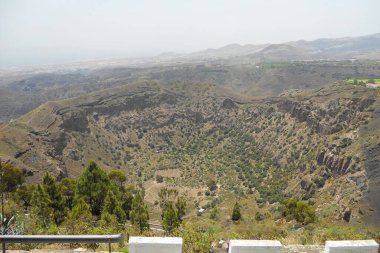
[31,184,54,228]
[76,161,110,216]
[108,170,126,189]
[57,178,77,209]
[232,202,241,221]
[175,196,187,222]
[64,197,92,234]
[69,197,92,221]
[102,189,126,225]
[129,193,149,233]
[162,202,179,233]
[42,173,66,225]
[121,187,134,220]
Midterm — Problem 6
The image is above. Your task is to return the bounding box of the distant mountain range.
[186,33,380,65]
[1,33,379,74]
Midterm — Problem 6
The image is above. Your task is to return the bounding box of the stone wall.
[324,240,378,253]
[128,237,379,253]
[129,236,182,253]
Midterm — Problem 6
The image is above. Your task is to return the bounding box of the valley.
[1,79,379,227]
[0,33,379,249]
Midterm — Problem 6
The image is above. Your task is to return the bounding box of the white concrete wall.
[324,240,379,253]
[228,240,282,253]
[129,236,183,253]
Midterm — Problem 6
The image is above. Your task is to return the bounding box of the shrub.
[156,175,164,183]
[282,198,316,225]
[232,202,242,221]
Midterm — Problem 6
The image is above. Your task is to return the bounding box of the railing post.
[108,239,111,253]
[2,241,5,253]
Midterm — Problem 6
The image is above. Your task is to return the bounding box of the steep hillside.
[0,81,379,225]
[3,59,379,122]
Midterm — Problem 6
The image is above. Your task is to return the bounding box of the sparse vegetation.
[0,76,379,250]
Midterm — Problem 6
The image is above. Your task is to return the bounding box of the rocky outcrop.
[363,142,380,224]
[316,150,354,175]
[277,100,341,134]
[14,148,31,158]
[277,97,374,135]
[221,98,237,109]
[80,92,179,117]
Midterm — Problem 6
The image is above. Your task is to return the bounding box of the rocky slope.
[0,81,379,225]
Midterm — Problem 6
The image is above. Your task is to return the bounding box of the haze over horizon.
[0,0,379,68]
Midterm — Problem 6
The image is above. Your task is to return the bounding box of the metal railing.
[0,234,124,253]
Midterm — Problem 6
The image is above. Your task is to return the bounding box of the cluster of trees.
[16,161,151,233]
[1,161,187,234]
[26,161,152,232]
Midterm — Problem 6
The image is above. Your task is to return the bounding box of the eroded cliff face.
[277,98,374,134]
[316,149,357,176]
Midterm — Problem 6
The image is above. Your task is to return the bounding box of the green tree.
[175,196,187,222]
[162,202,179,233]
[232,202,241,221]
[0,162,25,219]
[0,163,25,193]
[121,185,135,220]
[58,178,77,209]
[69,197,92,221]
[108,170,126,189]
[14,184,35,208]
[102,189,126,225]
[129,192,149,233]
[42,173,66,225]
[63,197,92,234]
[31,184,53,229]
[76,161,110,216]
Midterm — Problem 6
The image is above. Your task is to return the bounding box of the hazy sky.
[0,0,379,67]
